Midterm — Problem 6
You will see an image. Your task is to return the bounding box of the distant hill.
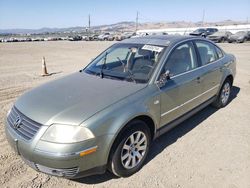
[0,20,248,34]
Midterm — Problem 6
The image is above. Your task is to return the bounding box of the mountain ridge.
[0,20,248,34]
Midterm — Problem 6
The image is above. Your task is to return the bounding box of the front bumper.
[228,38,244,43]
[5,120,114,178]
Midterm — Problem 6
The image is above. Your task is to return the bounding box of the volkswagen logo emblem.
[13,115,22,129]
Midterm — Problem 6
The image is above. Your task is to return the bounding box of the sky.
[0,0,249,29]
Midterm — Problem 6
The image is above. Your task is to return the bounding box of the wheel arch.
[106,114,156,164]
[225,74,234,85]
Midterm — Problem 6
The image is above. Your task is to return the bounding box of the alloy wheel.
[121,131,147,169]
[221,82,231,105]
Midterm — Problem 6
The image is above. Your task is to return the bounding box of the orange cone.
[42,56,49,76]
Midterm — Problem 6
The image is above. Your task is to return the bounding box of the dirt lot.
[0,41,250,188]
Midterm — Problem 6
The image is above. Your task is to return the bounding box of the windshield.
[84,43,166,83]
[195,29,205,33]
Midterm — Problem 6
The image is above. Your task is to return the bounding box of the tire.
[212,79,232,108]
[108,120,151,177]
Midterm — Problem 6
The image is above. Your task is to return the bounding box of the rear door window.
[195,41,218,65]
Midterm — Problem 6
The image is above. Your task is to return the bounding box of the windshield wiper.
[100,51,108,78]
[116,57,136,83]
[126,69,137,83]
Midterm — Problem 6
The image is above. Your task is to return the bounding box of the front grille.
[7,106,42,141]
[35,164,79,177]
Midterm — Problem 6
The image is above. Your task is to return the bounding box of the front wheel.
[109,120,151,177]
[212,79,232,108]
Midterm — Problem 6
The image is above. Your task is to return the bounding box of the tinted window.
[195,41,218,65]
[164,42,198,76]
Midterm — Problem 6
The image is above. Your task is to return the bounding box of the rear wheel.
[108,120,151,177]
[212,79,232,108]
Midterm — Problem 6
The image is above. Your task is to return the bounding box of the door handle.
[196,76,201,83]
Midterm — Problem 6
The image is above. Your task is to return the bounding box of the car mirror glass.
[157,70,171,88]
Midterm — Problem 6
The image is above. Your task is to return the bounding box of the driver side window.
[164,42,198,76]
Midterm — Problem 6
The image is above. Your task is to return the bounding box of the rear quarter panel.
[219,53,236,87]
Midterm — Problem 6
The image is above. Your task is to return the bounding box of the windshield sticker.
[142,45,163,52]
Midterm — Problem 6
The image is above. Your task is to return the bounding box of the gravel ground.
[0,41,249,188]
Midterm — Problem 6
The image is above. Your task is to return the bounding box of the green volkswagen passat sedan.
[5,35,236,178]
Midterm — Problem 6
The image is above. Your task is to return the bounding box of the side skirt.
[155,96,216,139]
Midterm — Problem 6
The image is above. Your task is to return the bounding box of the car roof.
[120,35,198,47]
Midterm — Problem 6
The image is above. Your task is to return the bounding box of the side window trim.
[154,38,222,83]
[192,40,203,68]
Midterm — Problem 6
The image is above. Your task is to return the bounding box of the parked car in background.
[207,31,232,43]
[190,28,218,37]
[228,31,250,43]
[190,28,206,37]
[68,35,82,41]
[122,32,135,39]
[86,34,99,41]
[5,35,236,179]
[107,34,115,41]
[98,33,110,41]
[114,32,135,41]
[81,35,88,41]
[205,28,219,36]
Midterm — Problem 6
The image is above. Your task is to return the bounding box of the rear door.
[159,41,203,127]
[193,40,224,103]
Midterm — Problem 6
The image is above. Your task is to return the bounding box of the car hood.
[15,72,146,126]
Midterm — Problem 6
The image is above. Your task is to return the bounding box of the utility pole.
[88,14,91,36]
[136,11,139,32]
[202,9,205,27]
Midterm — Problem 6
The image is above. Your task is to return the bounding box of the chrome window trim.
[170,57,221,79]
[161,84,220,117]
[154,38,224,83]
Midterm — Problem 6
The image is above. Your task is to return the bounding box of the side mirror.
[156,70,171,88]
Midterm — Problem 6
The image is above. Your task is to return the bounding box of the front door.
[159,41,203,128]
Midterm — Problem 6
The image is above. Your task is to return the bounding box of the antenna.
[136,11,139,32]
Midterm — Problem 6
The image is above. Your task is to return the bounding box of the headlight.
[41,124,95,143]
